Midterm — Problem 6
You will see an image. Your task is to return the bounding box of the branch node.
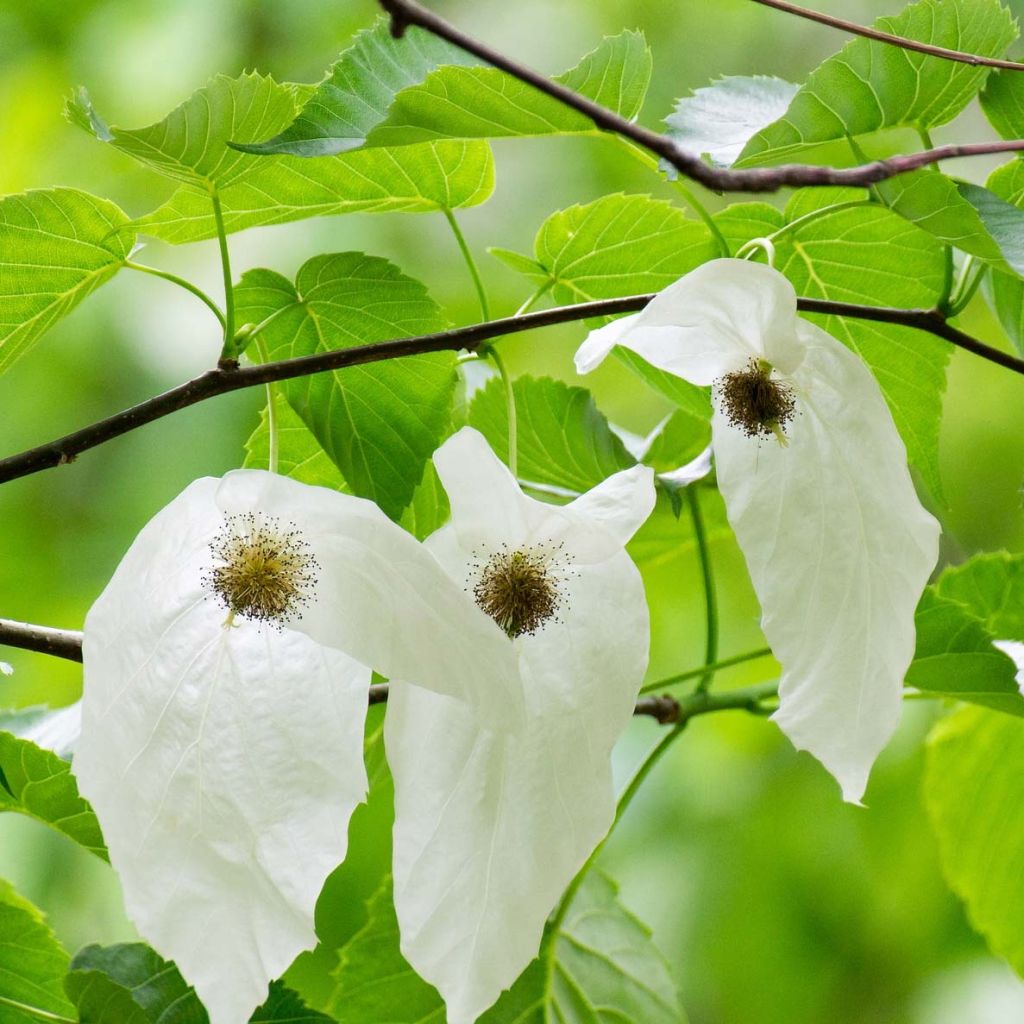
[380,0,410,37]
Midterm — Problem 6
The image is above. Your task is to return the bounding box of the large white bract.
[75,469,520,1024]
[576,258,940,804]
[386,427,655,1024]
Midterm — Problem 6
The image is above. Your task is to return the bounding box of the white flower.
[75,469,519,1024]
[576,258,940,804]
[994,640,1024,694]
[385,427,655,1024]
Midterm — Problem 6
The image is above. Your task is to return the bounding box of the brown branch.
[0,294,1021,486]
[377,0,1024,193]
[0,619,84,663]
[748,0,1024,71]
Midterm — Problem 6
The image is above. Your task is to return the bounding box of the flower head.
[576,258,940,804]
[75,468,520,1024]
[385,427,655,1024]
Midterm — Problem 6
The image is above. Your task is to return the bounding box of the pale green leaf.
[398,461,450,541]
[934,551,1024,639]
[907,589,1024,716]
[0,187,133,374]
[926,705,1024,978]
[134,141,494,244]
[0,730,106,859]
[641,409,712,473]
[770,199,949,499]
[467,375,635,495]
[234,257,456,520]
[0,879,74,1024]
[664,75,798,167]
[363,31,652,148]
[712,200,785,252]
[67,73,300,188]
[956,181,1024,274]
[614,348,713,424]
[327,872,686,1024]
[242,391,349,491]
[738,0,1017,166]
[236,17,478,156]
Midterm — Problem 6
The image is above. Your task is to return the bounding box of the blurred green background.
[2,0,1024,1021]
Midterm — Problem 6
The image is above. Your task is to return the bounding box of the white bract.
[385,427,655,1024]
[75,469,519,1024]
[576,258,940,803]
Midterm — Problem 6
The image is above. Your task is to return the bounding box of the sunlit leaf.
[934,551,1024,639]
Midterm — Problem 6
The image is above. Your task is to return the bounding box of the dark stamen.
[718,358,796,441]
[473,546,562,639]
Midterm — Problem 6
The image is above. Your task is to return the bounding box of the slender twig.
[210,189,236,362]
[125,261,226,329]
[686,486,719,695]
[0,619,84,663]
[639,647,773,693]
[377,0,1024,193]
[1,294,1021,486]
[748,0,1024,71]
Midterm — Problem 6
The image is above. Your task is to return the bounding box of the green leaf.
[67,73,300,188]
[770,198,949,499]
[398,461,450,541]
[614,348,713,424]
[134,141,494,244]
[0,879,74,1024]
[243,391,349,491]
[234,257,456,520]
[66,943,332,1023]
[955,181,1024,275]
[712,201,786,252]
[467,375,635,495]
[981,65,1024,140]
[236,18,478,156]
[0,731,106,859]
[0,187,133,374]
[737,0,1017,166]
[328,872,686,1024]
[664,75,798,167]
[934,551,1024,639]
[986,267,1024,354]
[926,705,1024,978]
[908,589,1024,716]
[363,31,652,148]
[641,409,712,473]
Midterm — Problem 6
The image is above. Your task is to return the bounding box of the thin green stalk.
[639,646,773,693]
[244,304,294,346]
[125,260,226,329]
[947,256,986,317]
[515,280,553,317]
[617,139,730,257]
[254,338,279,474]
[686,486,719,694]
[443,207,490,321]
[763,199,872,246]
[0,996,77,1024]
[210,188,236,359]
[486,344,518,479]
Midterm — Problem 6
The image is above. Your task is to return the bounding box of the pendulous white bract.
[575,258,940,804]
[75,468,521,1024]
[385,427,655,1024]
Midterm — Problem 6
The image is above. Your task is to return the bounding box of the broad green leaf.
[491,193,716,307]
[235,18,477,156]
[467,375,635,494]
[67,73,299,188]
[0,188,133,374]
[738,0,1017,166]
[234,257,456,520]
[0,879,74,1024]
[641,409,712,473]
[66,943,332,1023]
[328,872,686,1024]
[134,140,494,244]
[363,31,652,148]
[398,461,450,541]
[987,268,1024,353]
[956,181,1024,274]
[0,730,106,859]
[934,551,1024,639]
[907,589,1024,715]
[981,65,1024,140]
[712,201,785,252]
[243,391,349,491]
[770,198,949,499]
[926,705,1024,977]
[664,75,798,167]
[614,348,713,424]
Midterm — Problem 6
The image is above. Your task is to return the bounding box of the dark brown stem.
[0,619,84,663]
[749,0,1024,71]
[377,0,1024,193]
[0,294,1020,486]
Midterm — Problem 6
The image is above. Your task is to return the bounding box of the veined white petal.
[574,259,806,383]
[713,322,939,802]
[391,434,650,1022]
[214,470,522,722]
[76,477,370,1024]
[567,463,656,546]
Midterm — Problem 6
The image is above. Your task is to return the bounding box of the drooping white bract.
[575,258,940,804]
[75,469,520,1024]
[385,427,655,1024]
